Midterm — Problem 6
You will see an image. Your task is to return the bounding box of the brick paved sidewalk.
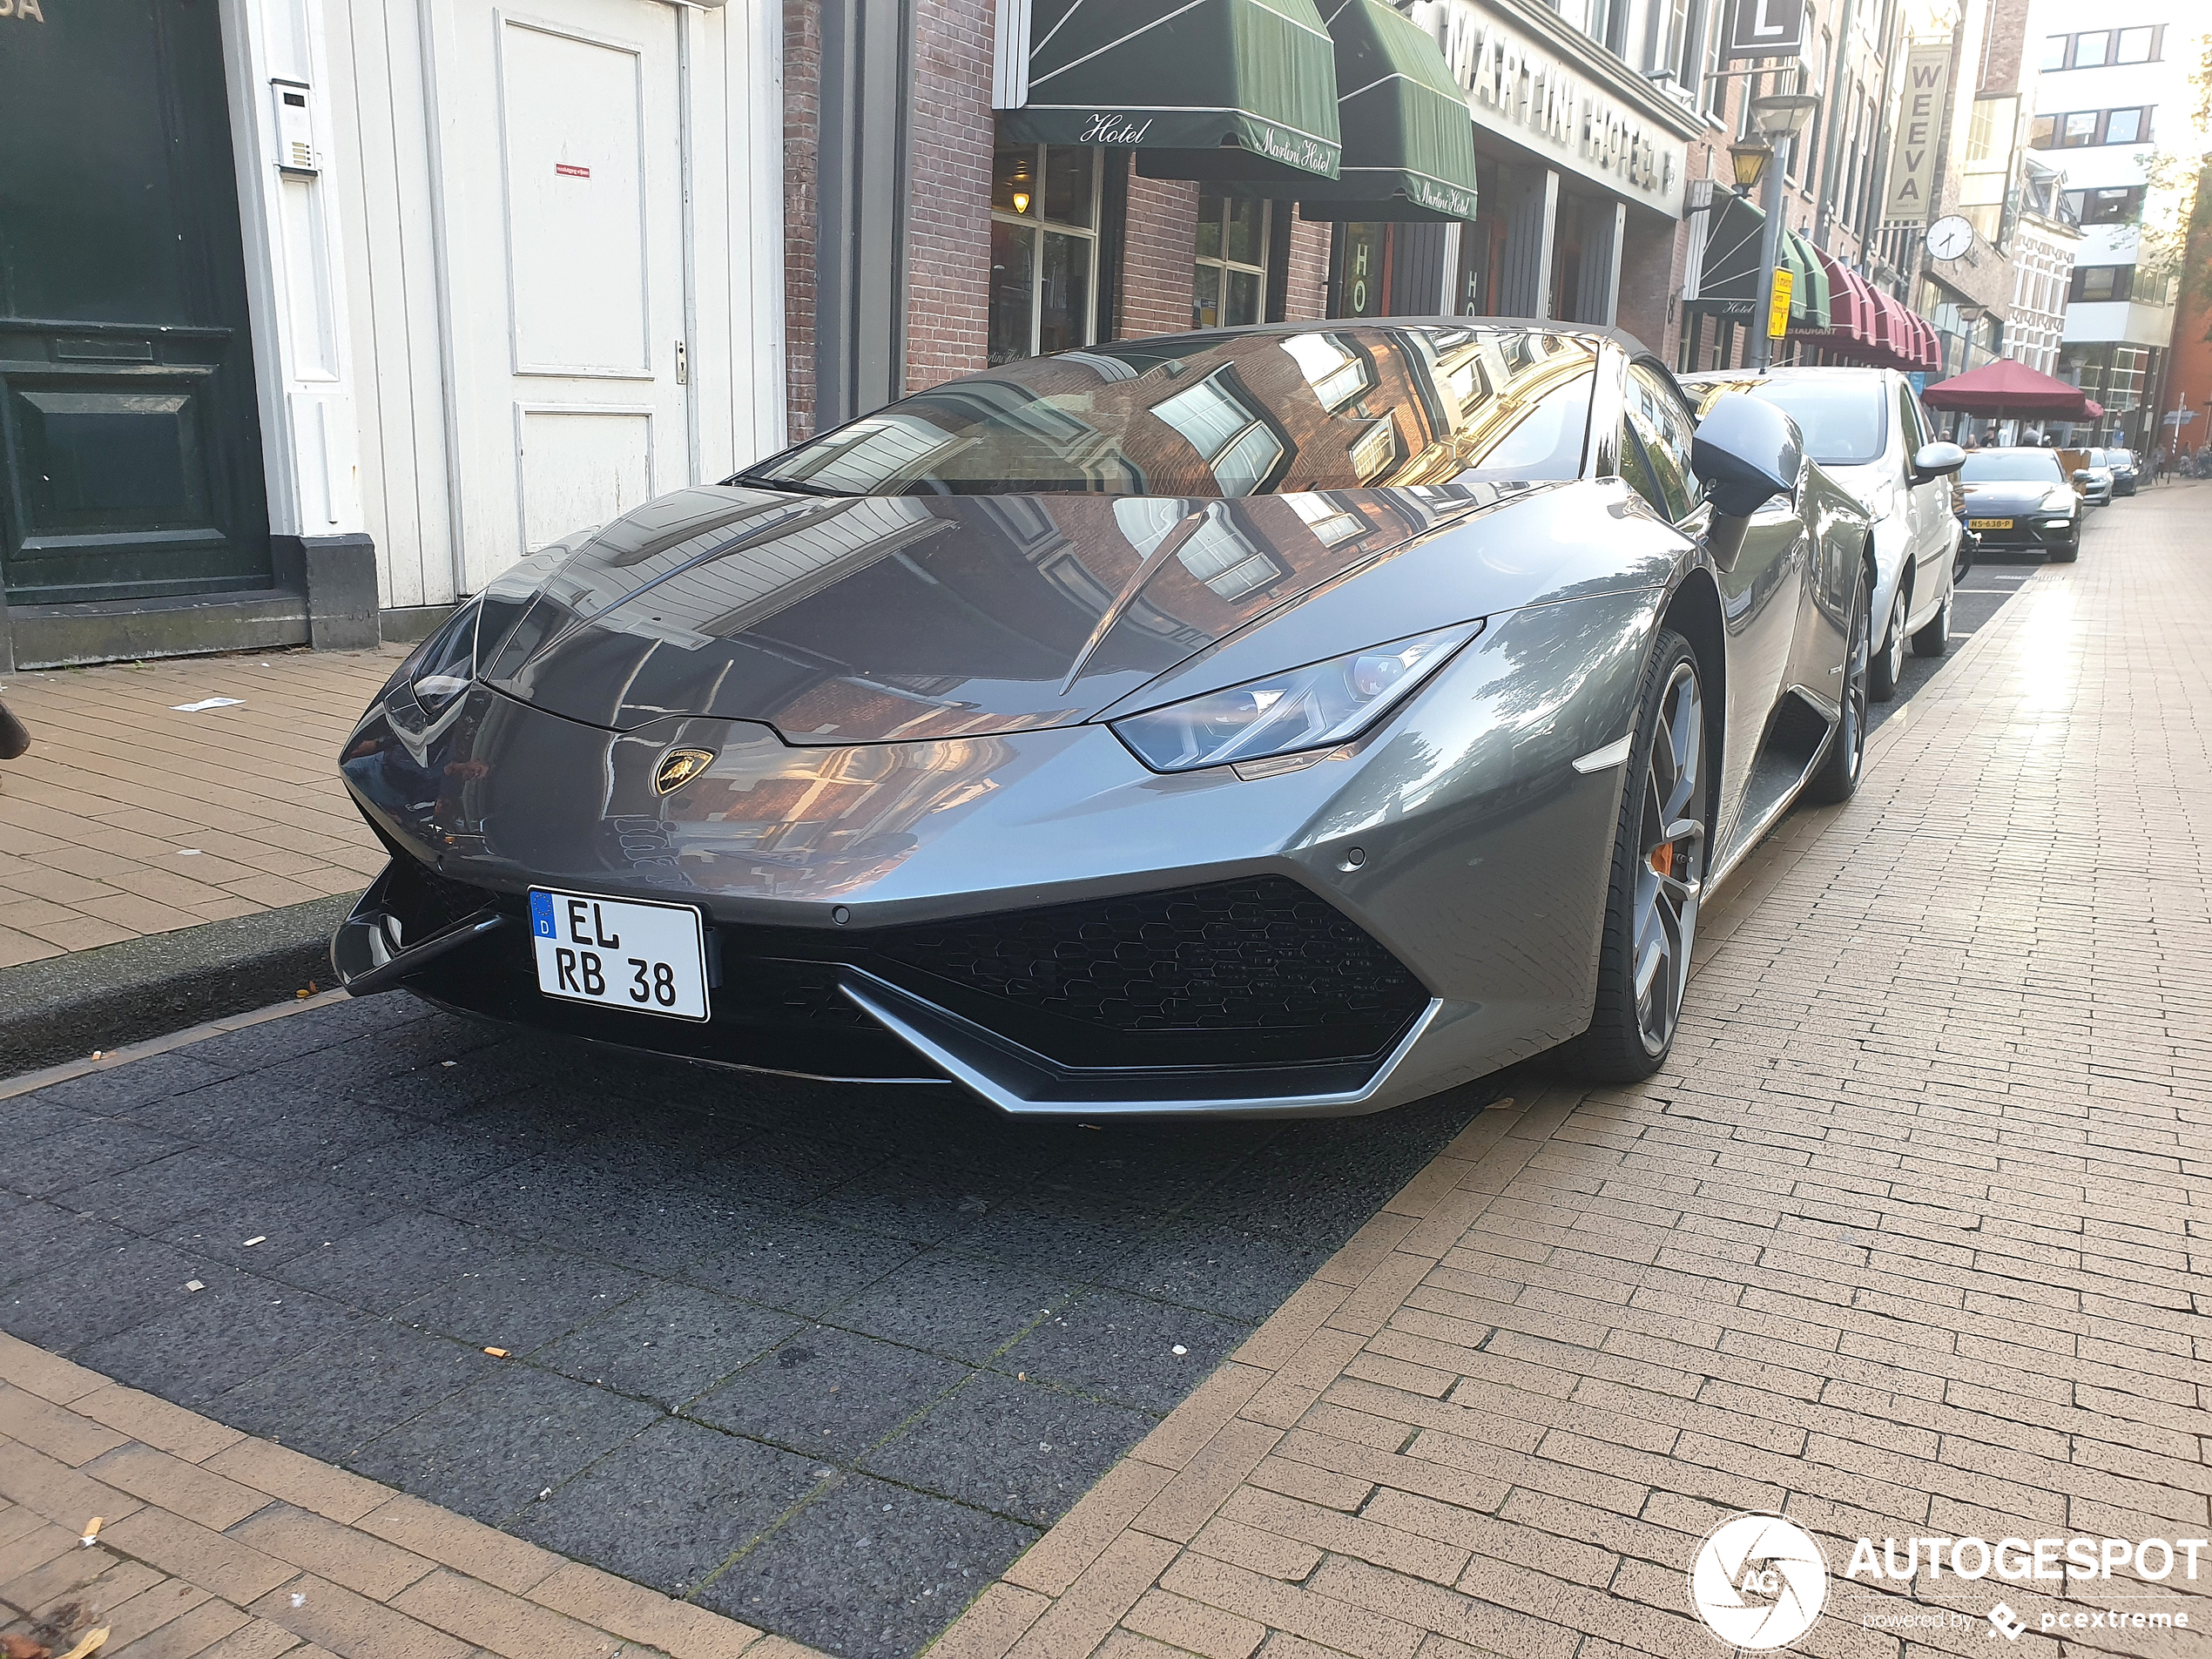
[0,651,399,968]
[928,486,2212,1659]
[0,1331,801,1659]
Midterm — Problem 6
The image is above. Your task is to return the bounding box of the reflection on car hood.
[482,482,1551,740]
[1960,482,2067,509]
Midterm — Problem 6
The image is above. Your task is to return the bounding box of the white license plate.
[529,888,709,1021]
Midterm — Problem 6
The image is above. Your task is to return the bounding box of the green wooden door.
[0,0,271,605]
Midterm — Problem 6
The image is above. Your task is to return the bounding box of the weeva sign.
[1883,43,1951,224]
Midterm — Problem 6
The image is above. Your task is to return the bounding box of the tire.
[1911,585,1952,657]
[0,700,25,762]
[1566,630,1709,1083]
[1869,588,1906,701]
[1804,568,1870,806]
[2050,534,2079,563]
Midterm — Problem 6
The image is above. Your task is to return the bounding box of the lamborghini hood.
[482,482,1529,741]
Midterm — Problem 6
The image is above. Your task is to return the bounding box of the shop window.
[989,142,1101,366]
[1194,195,1271,329]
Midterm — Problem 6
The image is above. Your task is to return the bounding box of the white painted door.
[437,1,691,590]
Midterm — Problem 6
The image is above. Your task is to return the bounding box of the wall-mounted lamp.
[1729,142,1772,192]
[1011,191,1030,215]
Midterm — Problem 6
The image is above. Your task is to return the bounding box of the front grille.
[865,876,1429,1069]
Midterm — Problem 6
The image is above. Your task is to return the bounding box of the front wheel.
[1568,630,1708,1083]
[1804,570,1870,806]
[1911,586,1952,657]
[1869,589,1906,701]
[2050,535,2079,563]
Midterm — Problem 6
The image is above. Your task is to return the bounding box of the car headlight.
[395,544,579,715]
[1109,623,1480,774]
[2040,489,2076,514]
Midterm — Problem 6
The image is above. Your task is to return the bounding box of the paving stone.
[860,1370,1154,1527]
[208,1321,504,1463]
[1104,1224,1336,1327]
[510,1415,824,1595]
[0,1237,218,1352]
[390,1244,653,1357]
[686,1325,968,1460]
[266,1213,532,1315]
[682,1222,924,1320]
[165,1180,399,1269]
[54,1147,285,1231]
[533,1281,800,1409]
[834,1251,1070,1364]
[345,1362,660,1526]
[695,1474,1036,1659]
[73,1274,364,1407]
[0,1116,186,1198]
[20,1049,239,1115]
[998,1290,1251,1416]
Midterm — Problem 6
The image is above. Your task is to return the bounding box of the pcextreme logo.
[1689,1514,1829,1649]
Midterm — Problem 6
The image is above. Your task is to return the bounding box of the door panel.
[0,0,271,604]
[442,1,689,590]
[516,408,652,549]
[1710,502,1807,840]
[501,23,653,375]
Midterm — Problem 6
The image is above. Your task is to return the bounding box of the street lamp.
[1728,141,1772,193]
[1746,94,1819,372]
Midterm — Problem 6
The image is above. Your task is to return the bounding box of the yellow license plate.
[1968,518,2013,530]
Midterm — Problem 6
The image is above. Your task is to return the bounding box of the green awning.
[1785,230,1831,329]
[1000,0,1342,186]
[1290,0,1479,221]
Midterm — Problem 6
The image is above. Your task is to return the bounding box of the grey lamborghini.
[333,320,1872,1116]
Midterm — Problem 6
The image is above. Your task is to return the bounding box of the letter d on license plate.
[529,888,710,1021]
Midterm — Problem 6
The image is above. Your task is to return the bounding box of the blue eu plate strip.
[529,891,557,939]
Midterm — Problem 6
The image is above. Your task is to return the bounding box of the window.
[2036,108,2155,149]
[2115,26,2155,63]
[2064,186,2146,225]
[1625,365,1700,519]
[1194,196,1270,330]
[2073,30,2108,67]
[2102,106,2147,145]
[1278,333,1372,410]
[2043,28,2161,68]
[1153,369,1286,494]
[2069,266,2134,303]
[2040,34,2067,70]
[989,143,1102,366]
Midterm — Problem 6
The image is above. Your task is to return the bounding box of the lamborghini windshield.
[736,326,1599,497]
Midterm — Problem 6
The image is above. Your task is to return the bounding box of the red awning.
[1922,355,2100,416]
[1914,314,1940,373]
[1804,246,1873,347]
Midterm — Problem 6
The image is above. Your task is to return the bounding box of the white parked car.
[1681,367,1964,699]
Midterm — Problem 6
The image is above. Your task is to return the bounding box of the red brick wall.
[904,0,995,395]
[783,3,820,440]
[1117,173,1202,338]
[1283,215,1332,320]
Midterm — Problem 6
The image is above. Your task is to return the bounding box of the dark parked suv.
[1960,448,2080,561]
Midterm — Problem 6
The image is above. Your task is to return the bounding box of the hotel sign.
[1406,0,1688,219]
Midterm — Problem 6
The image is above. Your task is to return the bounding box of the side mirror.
[1691,394,1804,571]
[1912,441,1966,482]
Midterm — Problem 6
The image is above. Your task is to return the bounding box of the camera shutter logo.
[1689,1514,1829,1649]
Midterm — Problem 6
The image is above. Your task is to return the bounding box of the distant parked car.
[1959,448,2080,562]
[1683,365,1964,700]
[2072,448,2115,506]
[2105,448,2139,496]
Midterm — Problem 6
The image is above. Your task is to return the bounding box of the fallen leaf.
[57,1630,108,1659]
[2,1633,51,1659]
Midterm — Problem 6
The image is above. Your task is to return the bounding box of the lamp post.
[1746,93,1819,373]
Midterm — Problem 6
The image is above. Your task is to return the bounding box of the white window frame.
[1194,196,1273,330]
[990,142,1104,362]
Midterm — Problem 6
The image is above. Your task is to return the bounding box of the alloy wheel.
[1839,583,1870,782]
[1633,660,1706,1055]
[1882,598,1905,686]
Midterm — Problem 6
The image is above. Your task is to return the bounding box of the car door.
[1893,380,1947,616]
[1624,362,1801,844]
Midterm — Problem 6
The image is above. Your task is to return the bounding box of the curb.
[0,893,357,1079]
